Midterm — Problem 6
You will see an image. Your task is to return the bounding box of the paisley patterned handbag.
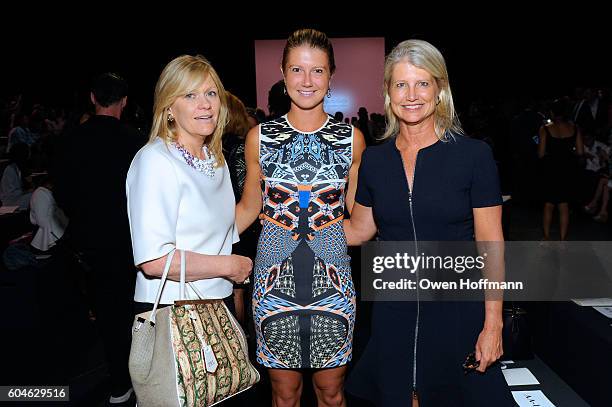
[129,250,260,406]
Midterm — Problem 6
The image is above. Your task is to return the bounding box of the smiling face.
[283,45,331,111]
[388,60,439,128]
[169,74,220,142]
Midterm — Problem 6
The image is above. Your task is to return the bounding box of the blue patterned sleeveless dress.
[252,114,355,369]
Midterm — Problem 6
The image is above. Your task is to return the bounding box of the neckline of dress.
[393,136,441,154]
[283,114,330,134]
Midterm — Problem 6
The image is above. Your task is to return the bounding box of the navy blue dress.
[345,135,515,406]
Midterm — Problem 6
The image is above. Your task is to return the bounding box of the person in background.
[6,111,38,153]
[581,131,609,208]
[29,175,68,252]
[0,142,32,209]
[267,79,291,120]
[538,99,584,239]
[54,72,144,405]
[246,107,260,129]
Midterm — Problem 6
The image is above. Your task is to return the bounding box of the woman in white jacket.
[126,55,252,310]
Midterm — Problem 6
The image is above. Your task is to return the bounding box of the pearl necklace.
[173,142,216,177]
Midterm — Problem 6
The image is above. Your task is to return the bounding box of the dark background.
[1,10,609,116]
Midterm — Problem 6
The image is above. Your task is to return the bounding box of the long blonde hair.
[149,54,228,166]
[381,39,462,141]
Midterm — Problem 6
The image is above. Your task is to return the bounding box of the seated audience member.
[29,177,69,252]
[0,142,32,209]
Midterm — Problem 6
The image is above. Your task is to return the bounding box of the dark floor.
[1,200,610,406]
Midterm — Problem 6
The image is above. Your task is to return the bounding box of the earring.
[283,85,287,95]
[436,96,441,106]
[167,113,174,123]
[327,88,332,98]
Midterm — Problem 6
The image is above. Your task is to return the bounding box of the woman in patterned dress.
[236,29,365,407]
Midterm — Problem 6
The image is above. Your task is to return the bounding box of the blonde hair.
[224,92,251,138]
[381,39,462,141]
[149,54,228,166]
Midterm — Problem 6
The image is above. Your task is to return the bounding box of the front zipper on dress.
[399,151,421,399]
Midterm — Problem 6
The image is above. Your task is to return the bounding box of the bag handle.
[179,250,185,299]
[148,249,207,324]
[150,249,178,323]
[178,250,207,299]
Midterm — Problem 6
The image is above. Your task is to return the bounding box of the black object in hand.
[463,352,480,374]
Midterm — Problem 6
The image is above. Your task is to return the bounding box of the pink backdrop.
[255,38,385,119]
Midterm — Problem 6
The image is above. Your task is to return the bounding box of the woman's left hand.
[474,325,503,372]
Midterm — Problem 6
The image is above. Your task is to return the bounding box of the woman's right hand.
[225,255,253,283]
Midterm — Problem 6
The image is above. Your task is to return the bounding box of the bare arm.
[473,205,504,372]
[575,126,584,156]
[345,127,366,213]
[537,126,547,159]
[140,251,252,284]
[344,203,377,246]
[236,125,263,234]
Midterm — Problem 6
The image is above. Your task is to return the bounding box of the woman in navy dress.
[344,40,515,406]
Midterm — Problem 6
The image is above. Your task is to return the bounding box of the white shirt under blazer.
[126,137,238,304]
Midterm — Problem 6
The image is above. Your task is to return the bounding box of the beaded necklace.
[173,142,216,177]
